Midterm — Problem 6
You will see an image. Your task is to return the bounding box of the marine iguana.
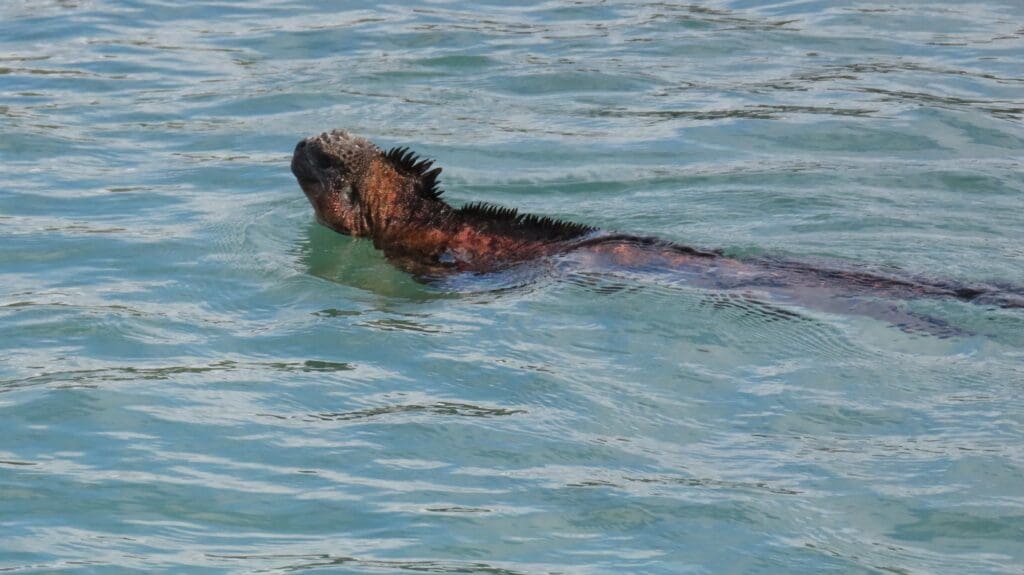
[291,129,1022,330]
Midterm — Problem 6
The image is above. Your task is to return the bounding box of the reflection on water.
[2,0,1023,573]
[297,223,437,300]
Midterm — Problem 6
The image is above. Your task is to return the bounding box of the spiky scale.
[457,201,596,241]
[386,147,592,239]
[384,146,448,200]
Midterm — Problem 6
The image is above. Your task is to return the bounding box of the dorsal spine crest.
[385,146,444,200]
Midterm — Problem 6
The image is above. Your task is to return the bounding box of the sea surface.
[2,1,1023,573]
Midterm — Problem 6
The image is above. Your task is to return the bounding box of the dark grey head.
[290,129,381,236]
[291,129,446,238]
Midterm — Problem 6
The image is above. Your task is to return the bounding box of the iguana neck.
[364,195,457,257]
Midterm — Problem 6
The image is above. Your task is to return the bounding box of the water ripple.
[2,1,1023,573]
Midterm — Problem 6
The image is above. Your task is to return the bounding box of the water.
[2,1,1023,573]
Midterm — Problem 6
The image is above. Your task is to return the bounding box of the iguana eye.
[312,148,334,170]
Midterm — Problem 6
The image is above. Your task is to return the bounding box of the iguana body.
[291,130,1021,331]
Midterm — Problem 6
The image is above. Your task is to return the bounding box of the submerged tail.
[756,258,1024,310]
[571,235,1021,336]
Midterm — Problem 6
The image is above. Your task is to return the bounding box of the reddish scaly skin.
[291,130,1022,323]
[360,155,563,272]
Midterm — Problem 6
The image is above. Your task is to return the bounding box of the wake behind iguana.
[291,129,1021,332]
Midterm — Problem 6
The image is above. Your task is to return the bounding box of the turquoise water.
[2,1,1024,573]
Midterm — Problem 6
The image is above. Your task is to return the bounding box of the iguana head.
[291,129,443,238]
